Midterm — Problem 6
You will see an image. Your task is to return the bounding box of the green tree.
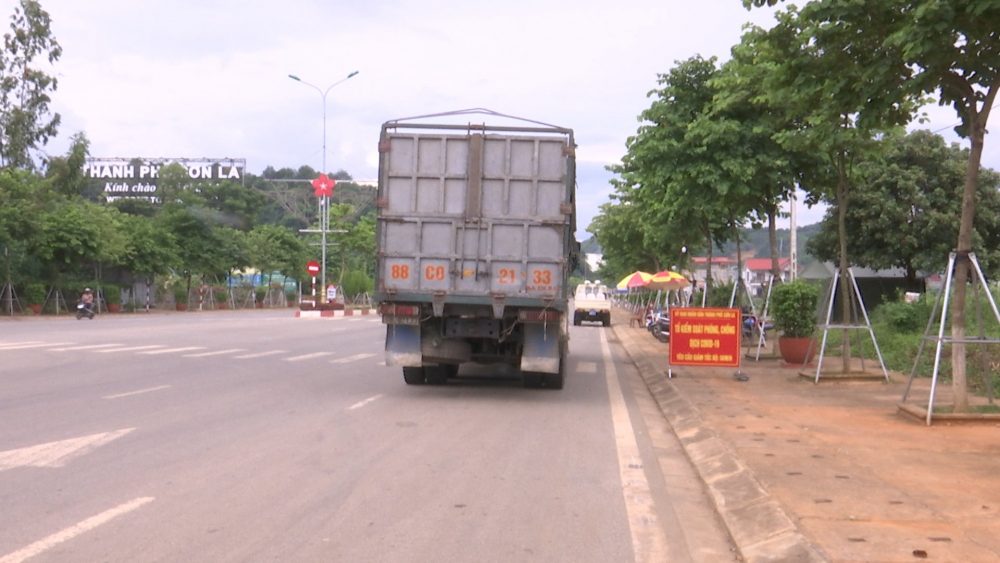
[0,0,61,169]
[45,132,90,198]
[601,56,731,300]
[706,40,827,282]
[115,213,178,277]
[736,7,916,372]
[186,179,265,231]
[332,212,376,281]
[808,131,1000,284]
[31,200,102,282]
[587,199,650,285]
[246,224,306,286]
[748,0,1000,413]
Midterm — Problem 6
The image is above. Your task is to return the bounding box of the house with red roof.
[742,257,792,296]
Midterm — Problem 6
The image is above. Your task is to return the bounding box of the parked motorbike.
[741,315,772,341]
[647,310,670,343]
[76,300,95,320]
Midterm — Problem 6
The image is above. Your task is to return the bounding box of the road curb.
[295,308,377,318]
[611,316,828,563]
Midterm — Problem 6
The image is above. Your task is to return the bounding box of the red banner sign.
[668,307,741,368]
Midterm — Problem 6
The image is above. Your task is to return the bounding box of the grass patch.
[931,404,1000,415]
[813,290,1000,399]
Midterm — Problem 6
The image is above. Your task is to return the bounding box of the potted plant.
[255,287,266,308]
[173,286,189,311]
[215,287,229,309]
[770,280,820,364]
[103,284,122,313]
[24,282,46,315]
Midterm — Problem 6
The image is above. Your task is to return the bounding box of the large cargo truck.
[374,109,577,389]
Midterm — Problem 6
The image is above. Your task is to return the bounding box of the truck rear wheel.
[543,353,566,389]
[403,367,426,385]
[425,365,450,385]
[523,371,543,388]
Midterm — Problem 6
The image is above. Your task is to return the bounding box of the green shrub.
[23,283,46,305]
[173,286,188,304]
[341,270,373,298]
[706,282,734,308]
[214,287,228,302]
[103,284,121,305]
[255,287,266,302]
[771,280,820,338]
[871,295,934,333]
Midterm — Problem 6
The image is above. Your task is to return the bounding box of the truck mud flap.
[521,323,561,374]
[385,324,422,367]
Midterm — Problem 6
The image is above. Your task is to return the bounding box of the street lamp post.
[289,71,359,299]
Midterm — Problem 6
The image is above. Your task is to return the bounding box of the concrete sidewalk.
[611,308,1000,563]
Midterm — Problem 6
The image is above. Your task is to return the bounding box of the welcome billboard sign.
[83,157,246,202]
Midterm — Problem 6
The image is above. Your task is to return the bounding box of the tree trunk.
[837,151,852,374]
[734,221,744,308]
[951,110,989,412]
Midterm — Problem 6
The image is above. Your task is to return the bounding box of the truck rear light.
[379,304,421,316]
[518,309,561,323]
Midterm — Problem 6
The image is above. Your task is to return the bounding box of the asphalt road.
[0,310,733,562]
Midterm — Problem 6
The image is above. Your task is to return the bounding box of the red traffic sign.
[306,260,320,275]
[668,307,742,368]
[311,174,336,198]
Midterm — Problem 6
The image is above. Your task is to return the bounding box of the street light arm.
[323,70,360,97]
[288,74,323,96]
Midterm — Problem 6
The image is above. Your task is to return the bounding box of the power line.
[930,102,1000,134]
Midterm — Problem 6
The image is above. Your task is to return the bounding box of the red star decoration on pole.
[312,174,336,198]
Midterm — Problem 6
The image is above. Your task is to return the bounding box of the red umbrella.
[647,271,691,291]
[616,271,654,291]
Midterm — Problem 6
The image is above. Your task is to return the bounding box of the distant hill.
[715,223,823,264]
[581,237,602,254]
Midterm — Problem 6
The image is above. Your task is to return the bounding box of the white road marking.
[103,386,171,400]
[0,342,74,350]
[95,345,164,354]
[577,361,598,373]
[0,428,135,471]
[331,353,376,364]
[138,347,205,355]
[599,329,667,562]
[0,497,155,563]
[284,352,334,362]
[0,341,42,347]
[48,343,122,352]
[347,394,383,410]
[232,350,285,359]
[183,348,245,358]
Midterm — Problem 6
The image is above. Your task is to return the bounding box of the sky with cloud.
[6,0,998,241]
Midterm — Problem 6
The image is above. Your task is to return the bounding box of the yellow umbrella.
[616,271,654,291]
[647,270,691,291]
